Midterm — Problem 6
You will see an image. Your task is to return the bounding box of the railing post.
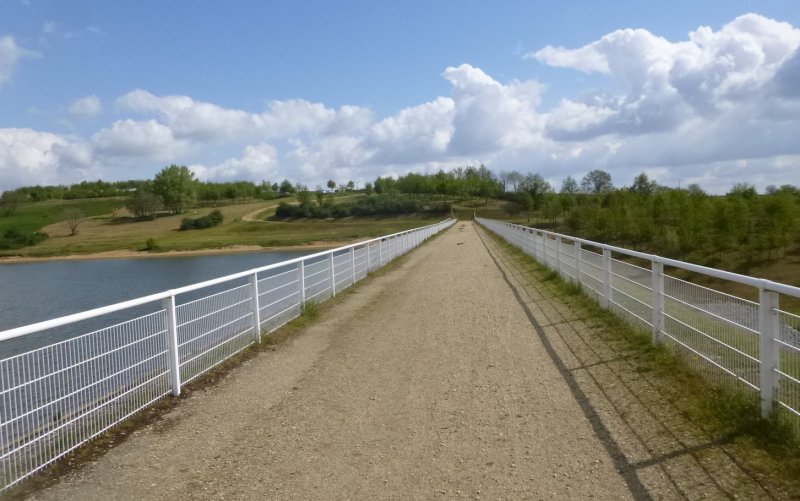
[540,233,546,263]
[250,272,261,343]
[329,252,336,297]
[529,230,535,257]
[163,294,182,396]
[556,236,562,273]
[651,261,664,344]
[601,248,612,309]
[298,261,306,311]
[575,241,582,285]
[367,242,371,272]
[759,289,780,418]
[379,239,383,266]
[350,246,356,285]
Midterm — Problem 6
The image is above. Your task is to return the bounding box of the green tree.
[0,191,23,216]
[327,179,337,190]
[152,165,196,214]
[364,182,374,196]
[520,173,551,210]
[279,179,295,194]
[580,170,614,195]
[560,176,579,194]
[630,172,658,196]
[126,188,163,219]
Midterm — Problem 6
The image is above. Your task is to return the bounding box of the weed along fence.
[0,218,455,492]
[477,217,800,433]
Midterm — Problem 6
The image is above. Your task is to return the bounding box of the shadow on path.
[475,223,783,500]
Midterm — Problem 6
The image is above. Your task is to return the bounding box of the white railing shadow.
[477,217,800,434]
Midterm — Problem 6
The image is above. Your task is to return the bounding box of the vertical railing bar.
[350,246,356,285]
[329,252,336,297]
[298,260,306,310]
[759,289,780,418]
[601,248,612,309]
[556,236,562,274]
[163,294,181,396]
[250,273,261,343]
[651,261,664,344]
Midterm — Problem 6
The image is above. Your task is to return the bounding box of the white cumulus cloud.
[3,13,800,194]
[191,143,279,182]
[91,119,188,161]
[533,13,800,142]
[0,129,70,187]
[68,95,103,118]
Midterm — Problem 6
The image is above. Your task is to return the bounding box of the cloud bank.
[2,13,799,193]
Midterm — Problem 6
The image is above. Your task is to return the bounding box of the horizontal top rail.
[0,219,454,342]
[477,218,800,299]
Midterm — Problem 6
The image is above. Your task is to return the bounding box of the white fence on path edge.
[0,218,455,492]
[477,217,800,433]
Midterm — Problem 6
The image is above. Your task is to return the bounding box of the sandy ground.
[21,222,784,500]
[0,242,343,264]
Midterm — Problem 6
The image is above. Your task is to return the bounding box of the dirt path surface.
[28,223,681,500]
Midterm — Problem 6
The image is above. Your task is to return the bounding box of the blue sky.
[1,1,799,193]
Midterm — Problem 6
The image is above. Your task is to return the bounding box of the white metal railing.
[0,218,455,492]
[477,217,800,432]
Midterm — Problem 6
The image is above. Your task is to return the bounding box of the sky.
[1,1,799,194]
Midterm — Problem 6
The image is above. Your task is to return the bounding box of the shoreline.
[0,242,346,264]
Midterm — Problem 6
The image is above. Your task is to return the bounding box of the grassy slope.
[468,198,800,312]
[0,199,446,257]
[0,198,127,235]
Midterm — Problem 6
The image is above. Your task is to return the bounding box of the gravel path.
[29,222,640,500]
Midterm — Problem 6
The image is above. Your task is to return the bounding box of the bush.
[0,228,48,249]
[180,209,224,230]
[144,238,159,251]
[274,196,451,219]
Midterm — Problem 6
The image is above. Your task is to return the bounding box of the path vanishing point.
[27,222,781,500]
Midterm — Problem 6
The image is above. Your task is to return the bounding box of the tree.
[630,172,658,196]
[517,192,534,223]
[0,191,23,216]
[364,182,374,196]
[560,176,578,194]
[347,180,355,191]
[296,190,313,205]
[507,171,524,192]
[520,173,551,210]
[64,208,84,236]
[327,179,337,190]
[279,179,295,194]
[727,183,757,199]
[152,165,196,214]
[126,188,162,218]
[580,170,614,195]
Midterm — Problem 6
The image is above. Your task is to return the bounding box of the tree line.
[364,167,798,272]
[492,170,798,273]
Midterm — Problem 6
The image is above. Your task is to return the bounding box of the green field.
[0,198,127,236]
[0,198,447,257]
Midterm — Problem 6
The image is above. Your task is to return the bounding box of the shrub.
[0,228,48,249]
[180,209,224,230]
[273,196,451,219]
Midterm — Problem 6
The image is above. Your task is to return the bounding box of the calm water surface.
[0,251,311,333]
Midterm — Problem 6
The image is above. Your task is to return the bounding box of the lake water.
[0,250,312,333]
